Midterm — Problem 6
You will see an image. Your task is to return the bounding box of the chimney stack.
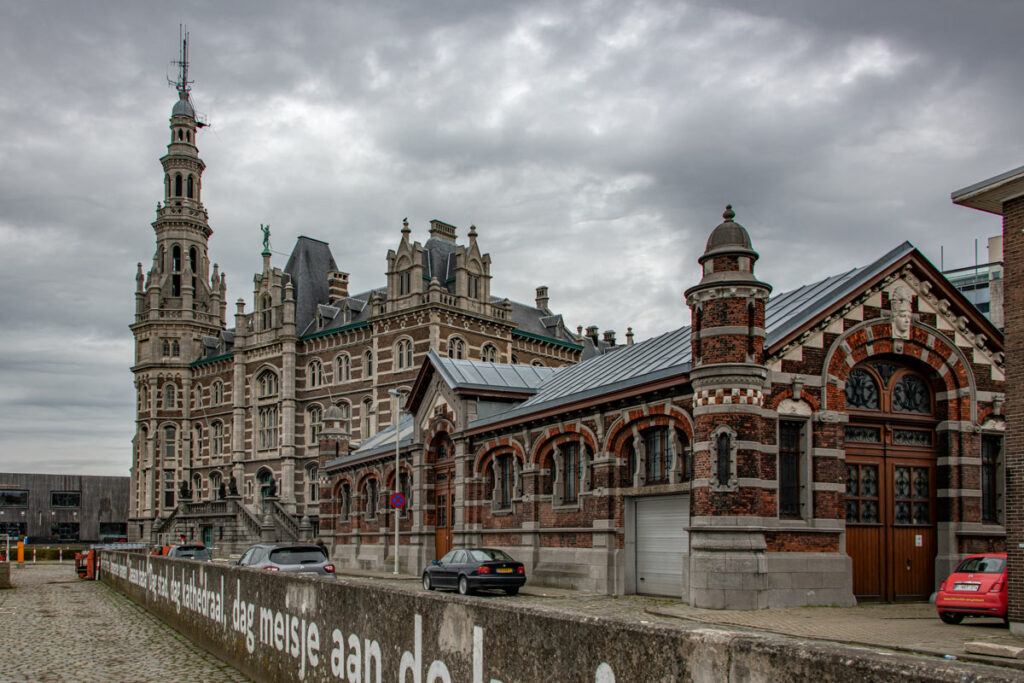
[586,325,599,342]
[603,330,616,346]
[626,327,635,345]
[535,285,550,311]
[328,271,349,301]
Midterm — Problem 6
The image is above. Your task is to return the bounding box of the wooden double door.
[846,445,937,601]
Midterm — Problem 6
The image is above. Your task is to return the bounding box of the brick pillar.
[1004,196,1024,632]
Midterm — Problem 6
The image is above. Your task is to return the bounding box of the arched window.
[189,247,198,292]
[162,384,176,409]
[192,387,201,410]
[494,454,514,508]
[257,469,275,507]
[177,129,183,141]
[162,425,176,460]
[396,339,413,369]
[563,442,580,503]
[364,350,374,377]
[340,482,351,520]
[192,473,202,500]
[211,421,225,457]
[306,465,319,502]
[261,294,273,330]
[364,478,378,520]
[211,380,223,405]
[307,360,325,388]
[258,406,278,450]
[162,340,171,357]
[482,344,498,363]
[845,368,880,410]
[428,432,454,463]
[257,370,279,399]
[531,360,545,368]
[171,340,179,357]
[447,337,465,359]
[171,245,182,296]
[336,401,351,427]
[335,354,351,382]
[307,405,323,444]
[643,427,672,483]
[210,471,222,499]
[165,175,170,198]
[174,174,183,197]
[139,385,149,411]
[186,175,194,198]
[892,374,931,414]
[361,398,374,438]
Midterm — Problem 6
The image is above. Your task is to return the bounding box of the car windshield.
[469,549,514,562]
[269,548,327,564]
[956,556,1005,573]
[178,549,211,560]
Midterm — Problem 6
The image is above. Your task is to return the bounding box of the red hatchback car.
[936,552,1007,624]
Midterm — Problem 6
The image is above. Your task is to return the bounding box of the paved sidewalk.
[331,566,1024,672]
[0,563,249,683]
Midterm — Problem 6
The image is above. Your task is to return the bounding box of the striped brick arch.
[604,404,693,457]
[530,424,600,466]
[474,438,527,475]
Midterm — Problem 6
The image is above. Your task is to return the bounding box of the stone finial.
[723,204,735,221]
[401,217,410,235]
[468,224,478,238]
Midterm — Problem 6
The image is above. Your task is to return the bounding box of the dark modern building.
[0,473,130,543]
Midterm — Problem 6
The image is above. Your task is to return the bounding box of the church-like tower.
[129,34,226,539]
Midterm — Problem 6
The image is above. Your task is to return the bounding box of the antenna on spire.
[169,25,193,96]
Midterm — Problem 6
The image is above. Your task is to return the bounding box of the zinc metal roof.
[765,242,915,347]
[430,351,560,393]
[469,325,693,429]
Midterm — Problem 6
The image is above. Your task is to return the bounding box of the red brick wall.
[1004,196,1024,623]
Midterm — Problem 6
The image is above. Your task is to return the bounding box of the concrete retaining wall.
[99,551,1013,682]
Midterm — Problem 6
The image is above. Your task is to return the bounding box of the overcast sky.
[0,1,1019,476]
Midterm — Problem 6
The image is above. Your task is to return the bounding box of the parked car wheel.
[458,576,472,595]
[939,612,965,625]
[504,586,519,596]
[422,573,434,591]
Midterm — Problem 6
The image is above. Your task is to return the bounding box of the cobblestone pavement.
[0,563,250,683]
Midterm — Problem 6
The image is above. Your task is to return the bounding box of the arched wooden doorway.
[844,359,939,601]
[428,432,456,560]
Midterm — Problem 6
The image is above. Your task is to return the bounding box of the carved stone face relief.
[890,284,913,340]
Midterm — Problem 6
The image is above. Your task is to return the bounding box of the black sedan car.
[422,548,526,595]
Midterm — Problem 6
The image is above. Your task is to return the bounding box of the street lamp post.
[388,388,404,575]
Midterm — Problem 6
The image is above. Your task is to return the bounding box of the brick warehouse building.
[129,57,607,549]
[320,207,1007,609]
[953,165,1024,634]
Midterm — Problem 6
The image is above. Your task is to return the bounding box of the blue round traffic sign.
[390,492,405,509]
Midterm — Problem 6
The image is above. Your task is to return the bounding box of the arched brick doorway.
[844,359,939,601]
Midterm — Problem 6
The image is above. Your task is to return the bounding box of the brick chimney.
[535,285,550,312]
[586,325,599,343]
[328,271,349,301]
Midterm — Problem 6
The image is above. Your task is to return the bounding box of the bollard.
[59,548,63,563]
[32,548,36,563]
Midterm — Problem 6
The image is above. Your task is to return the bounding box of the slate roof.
[284,236,340,335]
[422,236,457,289]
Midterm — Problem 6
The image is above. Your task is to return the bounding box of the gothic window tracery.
[481,344,498,363]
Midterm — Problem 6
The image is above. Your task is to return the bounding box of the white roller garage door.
[635,495,689,597]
